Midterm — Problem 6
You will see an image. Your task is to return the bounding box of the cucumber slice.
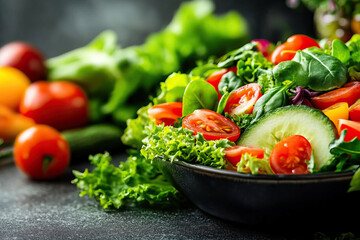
[237,105,335,169]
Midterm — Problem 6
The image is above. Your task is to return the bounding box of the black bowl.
[155,158,359,225]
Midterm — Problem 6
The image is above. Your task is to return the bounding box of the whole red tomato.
[270,35,320,65]
[14,125,70,179]
[0,42,46,82]
[19,81,88,130]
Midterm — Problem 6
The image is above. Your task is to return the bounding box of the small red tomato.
[14,125,70,179]
[0,42,46,82]
[19,81,88,130]
[338,119,360,142]
[148,102,183,126]
[269,135,312,175]
[224,145,264,168]
[206,67,237,101]
[270,35,320,65]
[224,83,262,116]
[182,109,240,142]
[349,99,360,121]
[311,82,360,110]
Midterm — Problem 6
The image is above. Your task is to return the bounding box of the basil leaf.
[218,71,245,95]
[292,50,347,91]
[329,130,360,160]
[182,80,218,116]
[332,39,350,64]
[273,61,309,87]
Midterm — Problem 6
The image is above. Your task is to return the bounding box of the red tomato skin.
[338,119,360,142]
[269,135,312,175]
[206,67,237,100]
[0,42,46,82]
[224,145,264,167]
[14,125,70,179]
[148,102,183,126]
[349,99,360,121]
[311,82,360,110]
[182,109,240,142]
[270,35,320,65]
[19,81,88,130]
[224,83,262,115]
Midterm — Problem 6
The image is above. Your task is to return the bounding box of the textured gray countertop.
[0,154,358,240]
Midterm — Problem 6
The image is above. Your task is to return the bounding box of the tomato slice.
[206,66,237,100]
[322,102,349,129]
[311,81,360,110]
[269,135,312,175]
[224,145,264,168]
[349,99,360,121]
[338,119,360,142]
[270,34,320,65]
[224,83,262,115]
[182,109,240,142]
[148,102,183,126]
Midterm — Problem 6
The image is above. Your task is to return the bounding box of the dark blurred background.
[0,0,315,58]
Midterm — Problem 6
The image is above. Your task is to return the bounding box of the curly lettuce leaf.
[237,153,274,175]
[141,125,233,169]
[72,152,185,209]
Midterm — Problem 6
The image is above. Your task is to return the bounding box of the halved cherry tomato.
[148,102,183,126]
[206,66,237,100]
[0,42,46,82]
[349,99,360,121]
[338,119,360,142]
[19,81,88,130]
[224,145,264,167]
[224,83,262,116]
[14,125,70,179]
[182,109,240,142]
[311,82,360,110]
[269,135,312,175]
[322,102,349,129]
[270,34,320,65]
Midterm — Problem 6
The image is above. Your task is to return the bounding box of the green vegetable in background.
[72,152,185,209]
[153,73,190,104]
[47,1,249,124]
[332,39,351,64]
[141,125,233,169]
[182,80,219,116]
[292,50,348,91]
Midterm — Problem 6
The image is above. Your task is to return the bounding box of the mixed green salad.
[73,33,360,209]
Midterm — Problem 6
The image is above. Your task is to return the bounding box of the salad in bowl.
[73,34,360,219]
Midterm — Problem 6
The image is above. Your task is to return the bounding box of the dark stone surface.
[0,154,358,240]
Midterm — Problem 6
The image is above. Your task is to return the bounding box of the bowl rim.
[156,157,357,183]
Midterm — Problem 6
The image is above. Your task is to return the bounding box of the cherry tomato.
[0,42,46,82]
[148,102,183,126]
[19,81,88,130]
[338,119,360,142]
[224,145,264,168]
[0,66,30,110]
[270,35,320,65]
[14,125,70,179]
[269,135,312,175]
[224,83,262,116]
[349,99,360,121]
[311,82,360,110]
[206,66,237,100]
[182,109,240,142]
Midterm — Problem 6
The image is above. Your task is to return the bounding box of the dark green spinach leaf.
[182,80,218,116]
[332,39,350,64]
[218,71,244,95]
[273,61,309,87]
[292,50,347,91]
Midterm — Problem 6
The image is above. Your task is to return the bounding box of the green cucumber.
[62,124,123,162]
[237,105,335,169]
